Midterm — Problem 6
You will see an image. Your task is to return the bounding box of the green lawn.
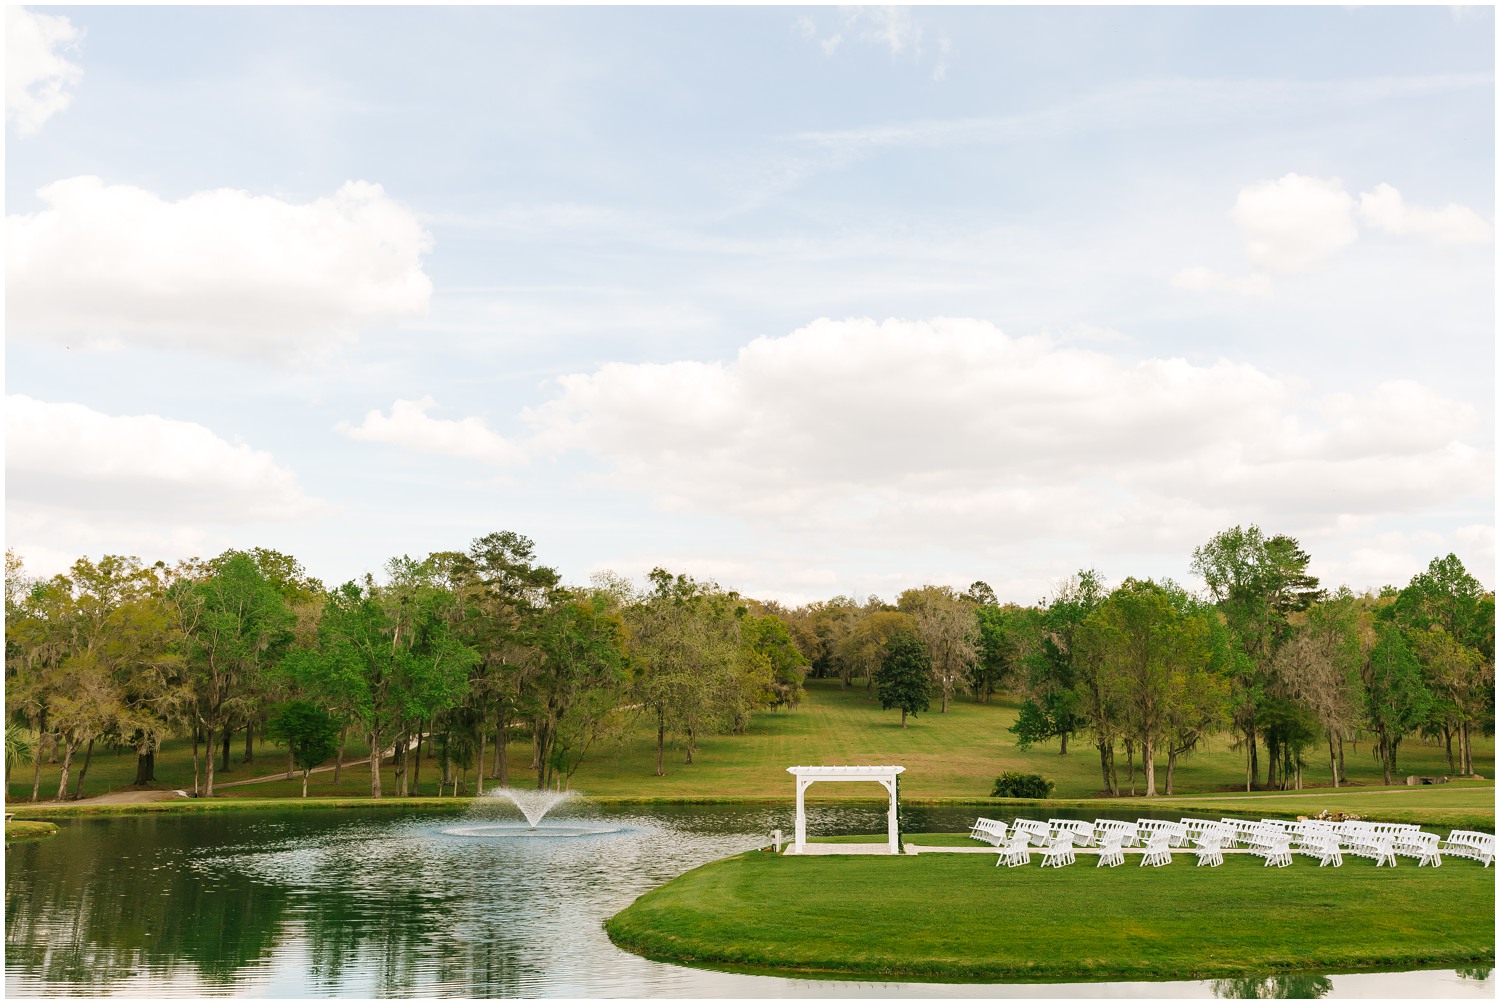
[10,679,1495,810]
[606,848,1497,982]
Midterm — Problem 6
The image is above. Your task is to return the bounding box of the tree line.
[774,527,1494,796]
[6,525,1493,800]
[5,532,808,800]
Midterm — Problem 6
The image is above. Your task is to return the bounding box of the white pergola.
[787,765,906,854]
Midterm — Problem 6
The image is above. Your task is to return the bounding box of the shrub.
[990,772,1054,799]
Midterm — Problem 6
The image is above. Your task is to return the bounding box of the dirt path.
[67,736,428,804]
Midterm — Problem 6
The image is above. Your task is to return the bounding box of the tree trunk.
[476,727,487,796]
[72,739,95,799]
[134,750,155,786]
[1097,740,1115,796]
[655,713,665,777]
[205,725,217,797]
[302,767,310,798]
[244,719,254,763]
[685,726,695,765]
[1328,733,1339,788]
[191,732,201,797]
[30,736,45,802]
[1142,737,1156,797]
[1124,739,1136,796]
[1165,746,1176,796]
[1244,731,1252,793]
[900,708,908,728]
[411,728,422,796]
[1249,726,1259,787]
[396,726,408,797]
[1443,724,1455,773]
[334,724,347,783]
[369,727,383,798]
[1379,733,1392,785]
[220,728,231,775]
[1461,720,1473,775]
[286,747,294,780]
[498,718,509,786]
[940,689,948,714]
[1337,734,1346,784]
[55,737,78,801]
[1059,731,1068,755]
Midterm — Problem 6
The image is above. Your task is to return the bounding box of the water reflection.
[5,803,1494,998]
[1212,974,1333,998]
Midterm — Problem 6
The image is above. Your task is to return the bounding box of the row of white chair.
[980,814,1489,870]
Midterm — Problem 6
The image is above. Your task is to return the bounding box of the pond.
[5,800,1493,998]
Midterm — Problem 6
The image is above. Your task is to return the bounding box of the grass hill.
[8,678,1493,807]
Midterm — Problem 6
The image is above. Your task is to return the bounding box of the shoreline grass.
[7,787,1491,833]
[605,846,1497,983]
[4,820,58,842]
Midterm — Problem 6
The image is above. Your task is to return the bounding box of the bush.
[990,772,1054,799]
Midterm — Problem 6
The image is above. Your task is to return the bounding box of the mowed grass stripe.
[606,850,1497,981]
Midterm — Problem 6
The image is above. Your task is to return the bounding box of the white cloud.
[5,7,82,137]
[797,6,940,70]
[5,395,324,524]
[1358,183,1493,244]
[1231,173,1358,273]
[524,317,1491,555]
[6,177,433,362]
[1170,267,1273,297]
[336,397,525,466]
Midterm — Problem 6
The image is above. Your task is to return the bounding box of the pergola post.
[886,778,898,854]
[794,778,810,852]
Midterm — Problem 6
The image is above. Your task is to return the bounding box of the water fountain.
[442,787,622,838]
[491,787,574,828]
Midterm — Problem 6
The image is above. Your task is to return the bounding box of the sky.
[4,5,1495,606]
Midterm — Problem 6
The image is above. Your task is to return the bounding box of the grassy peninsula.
[606,849,1497,982]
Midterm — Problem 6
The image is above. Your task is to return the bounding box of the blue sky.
[5,5,1494,604]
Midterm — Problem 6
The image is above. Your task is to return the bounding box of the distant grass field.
[605,849,1497,982]
[9,679,1495,811]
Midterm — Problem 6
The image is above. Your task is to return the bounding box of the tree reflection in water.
[1212,974,1335,999]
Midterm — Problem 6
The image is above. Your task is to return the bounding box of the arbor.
[875,631,931,728]
[897,586,978,714]
[266,700,339,796]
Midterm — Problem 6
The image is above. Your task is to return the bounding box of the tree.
[1273,588,1366,786]
[741,611,809,712]
[627,569,742,775]
[528,589,628,790]
[1016,572,1108,783]
[1077,578,1224,797]
[1191,526,1320,790]
[266,700,339,797]
[875,631,931,728]
[897,585,978,713]
[1391,554,1494,776]
[173,552,294,797]
[1362,622,1432,784]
